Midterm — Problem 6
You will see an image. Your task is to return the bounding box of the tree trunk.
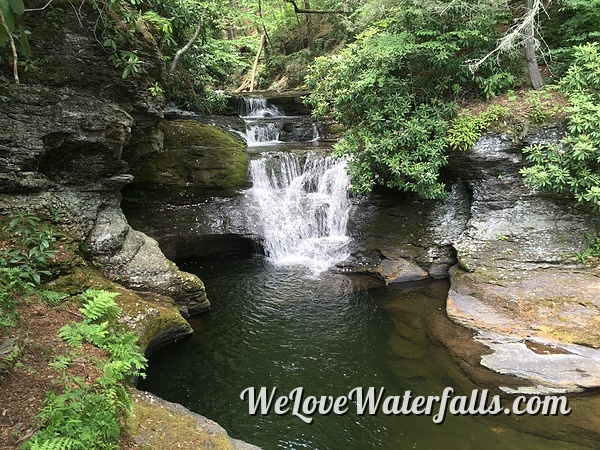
[250,34,265,92]
[524,0,543,90]
[258,0,273,56]
[304,0,316,54]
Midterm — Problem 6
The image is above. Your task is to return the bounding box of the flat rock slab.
[448,269,600,392]
[476,332,600,393]
[449,266,600,347]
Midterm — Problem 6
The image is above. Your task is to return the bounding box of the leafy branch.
[0,0,31,83]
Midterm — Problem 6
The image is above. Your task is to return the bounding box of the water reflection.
[139,255,599,449]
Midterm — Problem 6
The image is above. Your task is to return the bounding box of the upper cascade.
[239,97,284,118]
[237,96,320,146]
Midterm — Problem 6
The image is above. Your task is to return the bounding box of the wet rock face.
[341,183,470,283]
[0,2,208,315]
[440,130,600,391]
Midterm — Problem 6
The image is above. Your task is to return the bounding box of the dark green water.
[138,255,598,450]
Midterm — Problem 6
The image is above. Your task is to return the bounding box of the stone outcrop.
[344,126,600,392]
[122,119,257,260]
[0,3,265,447]
[443,128,600,392]
[0,1,208,317]
[131,390,261,450]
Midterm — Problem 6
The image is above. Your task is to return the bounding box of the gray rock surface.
[343,127,600,391]
[0,2,208,315]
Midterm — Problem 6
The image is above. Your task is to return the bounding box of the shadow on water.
[138,254,600,450]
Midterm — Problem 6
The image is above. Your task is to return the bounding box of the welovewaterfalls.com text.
[239,387,571,424]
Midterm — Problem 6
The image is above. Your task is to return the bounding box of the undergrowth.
[23,289,147,450]
[0,211,57,284]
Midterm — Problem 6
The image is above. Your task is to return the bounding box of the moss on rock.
[126,121,248,203]
[43,268,192,354]
[129,390,253,450]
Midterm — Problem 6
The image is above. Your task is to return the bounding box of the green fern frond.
[79,290,121,323]
[49,355,72,371]
[57,324,83,348]
[27,436,79,450]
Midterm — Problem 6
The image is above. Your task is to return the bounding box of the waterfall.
[246,152,351,273]
[239,97,284,146]
[238,96,321,146]
[239,97,283,118]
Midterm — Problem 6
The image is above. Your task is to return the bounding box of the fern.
[26,436,79,450]
[38,290,69,306]
[79,290,121,322]
[57,324,84,348]
[28,288,146,450]
[49,355,72,372]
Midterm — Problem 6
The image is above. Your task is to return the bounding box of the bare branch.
[467,0,547,73]
[170,18,204,74]
[0,10,19,84]
[25,0,53,12]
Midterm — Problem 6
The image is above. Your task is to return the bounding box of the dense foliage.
[521,43,600,212]
[2,0,599,202]
[303,0,600,200]
[306,1,515,197]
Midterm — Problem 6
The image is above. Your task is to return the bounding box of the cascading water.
[239,96,320,146]
[246,152,351,273]
[239,97,284,118]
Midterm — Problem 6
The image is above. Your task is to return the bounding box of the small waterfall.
[238,96,321,147]
[239,97,284,146]
[246,152,351,273]
[239,97,283,118]
[246,122,281,146]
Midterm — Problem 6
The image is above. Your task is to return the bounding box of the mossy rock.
[128,121,248,202]
[43,268,192,353]
[130,390,258,450]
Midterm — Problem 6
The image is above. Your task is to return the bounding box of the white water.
[246,152,351,273]
[239,97,284,118]
[241,97,284,146]
[246,122,281,146]
[239,97,319,146]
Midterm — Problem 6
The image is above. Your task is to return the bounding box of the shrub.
[0,212,56,284]
[520,43,600,212]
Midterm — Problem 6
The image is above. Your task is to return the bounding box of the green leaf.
[9,0,23,15]
[18,25,30,57]
[0,0,15,32]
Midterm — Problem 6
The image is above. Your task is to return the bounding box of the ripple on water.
[139,255,599,450]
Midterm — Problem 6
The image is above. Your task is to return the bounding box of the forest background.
[2,0,600,212]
